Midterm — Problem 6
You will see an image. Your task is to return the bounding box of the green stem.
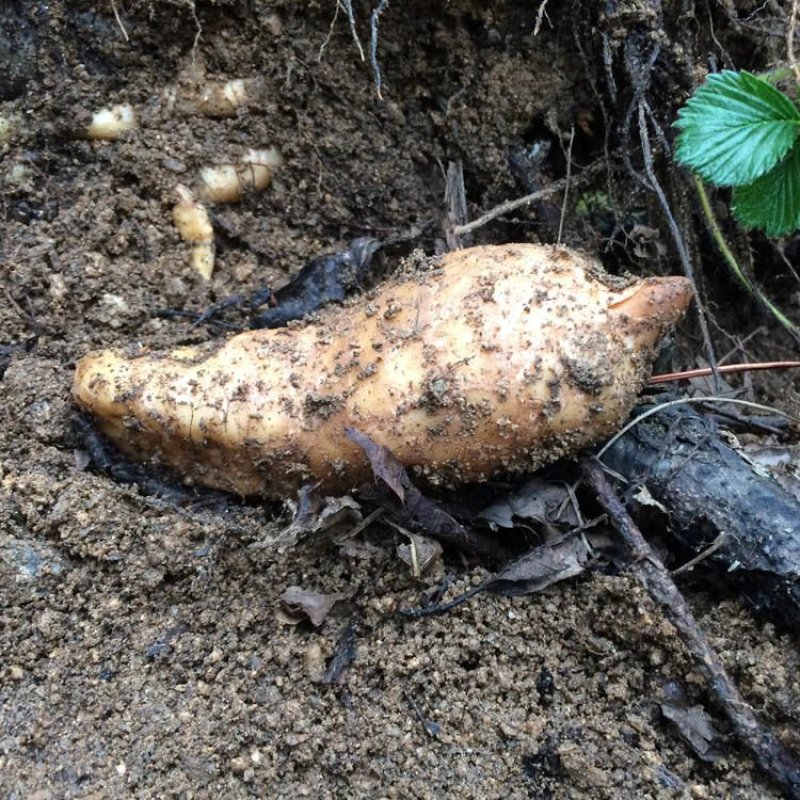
[694,175,800,339]
[760,66,796,86]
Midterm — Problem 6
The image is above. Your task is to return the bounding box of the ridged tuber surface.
[73,244,692,498]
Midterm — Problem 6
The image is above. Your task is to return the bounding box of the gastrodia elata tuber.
[73,244,692,498]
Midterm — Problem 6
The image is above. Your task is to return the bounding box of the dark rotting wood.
[250,237,383,329]
[600,400,800,629]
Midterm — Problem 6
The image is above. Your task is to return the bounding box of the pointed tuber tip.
[608,276,693,346]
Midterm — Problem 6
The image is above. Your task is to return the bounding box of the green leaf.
[732,143,800,236]
[674,70,800,186]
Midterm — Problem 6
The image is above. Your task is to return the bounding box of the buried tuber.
[73,244,691,498]
[172,185,215,279]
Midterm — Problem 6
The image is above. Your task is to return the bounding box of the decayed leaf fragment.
[73,244,692,498]
[277,586,343,627]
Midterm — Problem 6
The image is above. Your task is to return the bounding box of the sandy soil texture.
[2,2,799,798]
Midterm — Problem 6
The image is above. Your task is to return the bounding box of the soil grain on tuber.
[73,244,691,498]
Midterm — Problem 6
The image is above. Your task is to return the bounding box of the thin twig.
[399,582,488,618]
[444,160,469,251]
[556,126,575,246]
[618,38,718,383]
[452,160,604,237]
[342,506,385,539]
[648,360,800,385]
[110,0,129,41]
[596,396,799,461]
[582,457,800,799]
[671,532,729,576]
[637,102,720,387]
[402,684,441,737]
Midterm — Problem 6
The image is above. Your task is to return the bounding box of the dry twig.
[582,456,800,799]
[452,160,604,237]
[444,160,469,250]
[556,126,575,246]
[648,360,800,385]
[110,0,129,41]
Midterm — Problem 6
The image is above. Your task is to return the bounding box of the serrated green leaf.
[675,70,800,186]
[732,143,800,236]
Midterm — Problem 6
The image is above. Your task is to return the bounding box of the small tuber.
[86,104,137,140]
[199,147,284,204]
[172,184,215,279]
[191,78,257,118]
[73,244,692,498]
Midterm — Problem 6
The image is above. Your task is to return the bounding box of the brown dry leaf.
[489,535,591,596]
[478,478,579,533]
[401,533,592,618]
[397,531,443,577]
[347,427,502,558]
[346,426,406,501]
[258,485,362,552]
[742,442,800,503]
[629,223,666,259]
[660,701,722,762]
[277,586,343,627]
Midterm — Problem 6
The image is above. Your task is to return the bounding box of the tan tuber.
[73,244,692,498]
[198,147,284,204]
[172,185,215,279]
[191,78,257,118]
[86,104,137,140]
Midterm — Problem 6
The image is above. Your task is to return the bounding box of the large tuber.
[73,244,692,498]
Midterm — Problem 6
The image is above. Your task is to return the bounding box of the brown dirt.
[2,2,800,798]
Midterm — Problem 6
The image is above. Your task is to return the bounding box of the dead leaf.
[632,484,669,513]
[742,443,800,504]
[256,485,362,552]
[660,701,721,762]
[277,586,343,627]
[396,530,443,577]
[489,534,591,596]
[347,427,505,560]
[630,223,666,259]
[400,533,591,617]
[345,427,406,501]
[478,478,580,532]
[321,619,357,685]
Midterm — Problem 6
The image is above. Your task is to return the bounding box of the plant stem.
[694,176,800,342]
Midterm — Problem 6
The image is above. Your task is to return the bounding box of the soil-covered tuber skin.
[73,244,692,498]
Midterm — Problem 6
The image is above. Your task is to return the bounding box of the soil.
[2,1,800,798]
